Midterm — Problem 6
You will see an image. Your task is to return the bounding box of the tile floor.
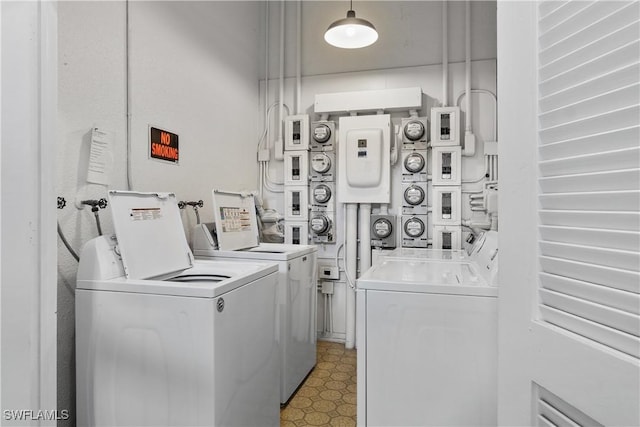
[281,340,357,427]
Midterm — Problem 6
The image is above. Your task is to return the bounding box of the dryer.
[356,235,499,427]
[192,190,317,404]
[76,191,280,427]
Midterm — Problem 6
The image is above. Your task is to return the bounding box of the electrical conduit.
[345,203,358,349]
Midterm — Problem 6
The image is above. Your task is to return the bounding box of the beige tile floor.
[281,340,357,427]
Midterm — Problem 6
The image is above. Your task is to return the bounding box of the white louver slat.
[535,386,604,427]
[537,1,640,359]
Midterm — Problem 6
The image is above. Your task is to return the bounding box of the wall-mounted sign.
[149,126,179,163]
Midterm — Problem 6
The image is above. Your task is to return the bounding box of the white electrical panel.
[432,146,462,186]
[433,225,462,250]
[338,115,391,203]
[402,182,428,215]
[285,114,309,151]
[309,152,335,182]
[310,121,335,151]
[310,211,335,244]
[401,149,428,182]
[284,151,309,185]
[401,215,428,248]
[285,221,310,245]
[432,186,461,226]
[431,106,460,146]
[401,117,428,149]
[310,182,335,210]
[284,186,309,221]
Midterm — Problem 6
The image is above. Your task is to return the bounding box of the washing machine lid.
[211,190,259,251]
[108,191,194,280]
[357,258,496,297]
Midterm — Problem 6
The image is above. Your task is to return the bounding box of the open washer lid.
[211,190,259,251]
[108,191,194,279]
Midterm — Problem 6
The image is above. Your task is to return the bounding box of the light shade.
[324,10,378,49]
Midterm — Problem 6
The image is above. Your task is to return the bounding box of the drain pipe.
[442,1,448,106]
[345,203,358,349]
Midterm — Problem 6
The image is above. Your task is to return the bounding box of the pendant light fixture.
[324,0,378,49]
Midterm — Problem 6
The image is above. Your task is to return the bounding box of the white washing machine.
[192,190,317,404]
[76,191,280,427]
[356,233,499,427]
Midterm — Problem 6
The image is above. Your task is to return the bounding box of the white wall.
[56,2,261,424]
[2,1,57,423]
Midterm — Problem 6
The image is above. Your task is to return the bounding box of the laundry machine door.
[364,290,497,426]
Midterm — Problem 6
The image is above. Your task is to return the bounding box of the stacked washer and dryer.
[191,190,318,405]
[76,191,281,427]
[357,231,499,427]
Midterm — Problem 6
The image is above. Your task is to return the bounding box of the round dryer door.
[403,120,425,141]
[404,185,425,206]
[312,124,332,143]
[372,218,393,239]
[312,184,332,204]
[310,214,331,235]
[311,153,332,174]
[404,217,425,238]
[404,152,425,173]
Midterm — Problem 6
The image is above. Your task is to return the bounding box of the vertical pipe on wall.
[296,0,302,115]
[359,204,371,274]
[125,0,132,190]
[442,0,448,106]
[275,0,285,160]
[463,0,476,157]
[465,0,471,132]
[260,1,270,199]
[345,203,358,349]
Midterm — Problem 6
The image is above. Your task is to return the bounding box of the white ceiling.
[261,0,497,78]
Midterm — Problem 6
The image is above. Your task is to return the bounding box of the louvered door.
[534,1,640,425]
[496,1,639,425]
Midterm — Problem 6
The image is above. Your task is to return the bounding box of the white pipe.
[379,204,389,215]
[462,0,476,157]
[465,0,471,132]
[456,89,498,141]
[265,1,270,128]
[359,204,372,274]
[296,0,302,115]
[442,1,448,106]
[345,203,358,349]
[275,0,285,160]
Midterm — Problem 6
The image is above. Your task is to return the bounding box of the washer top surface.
[357,258,496,297]
[78,258,278,298]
